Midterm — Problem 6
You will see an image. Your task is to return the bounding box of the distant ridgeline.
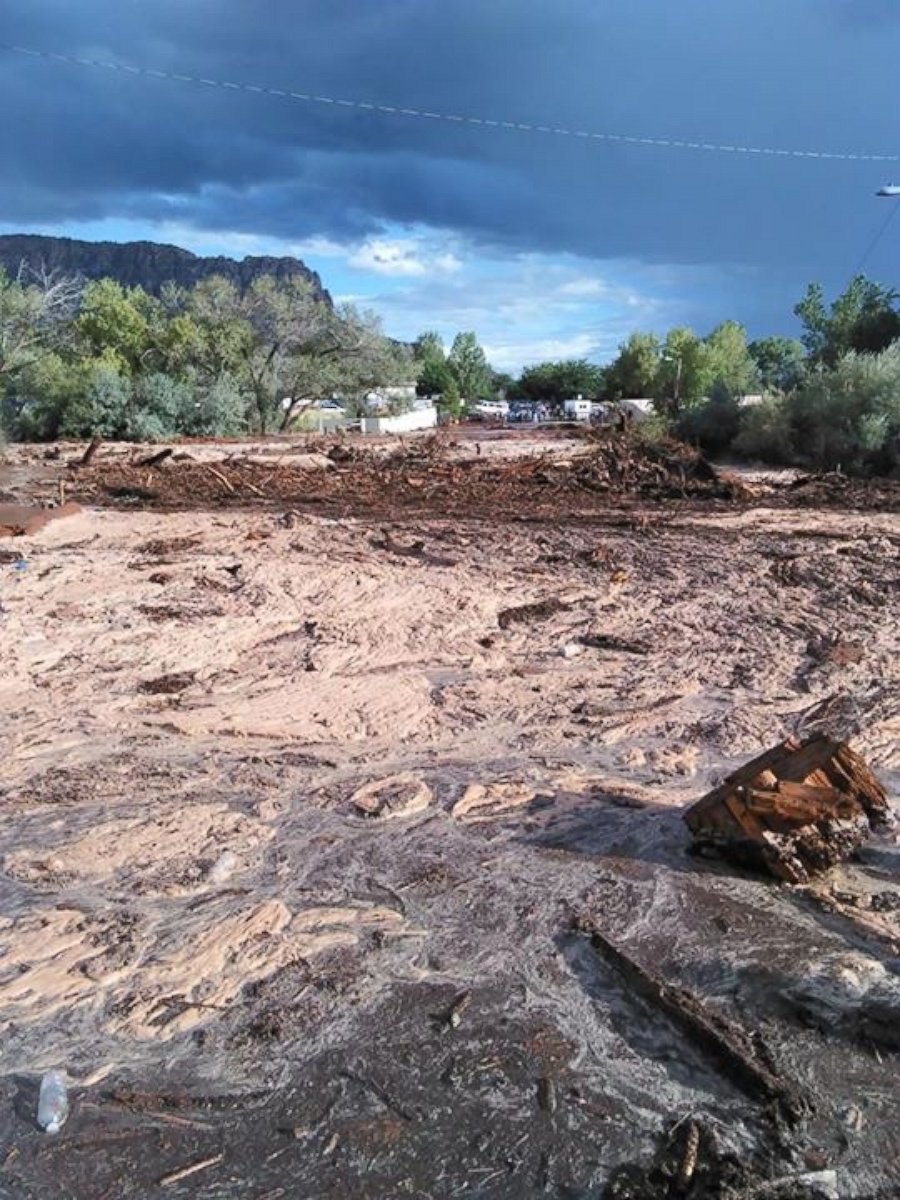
[0,234,332,305]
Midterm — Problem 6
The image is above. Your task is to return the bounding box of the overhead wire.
[1,40,898,164]
[852,197,900,276]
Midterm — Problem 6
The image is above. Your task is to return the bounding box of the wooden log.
[136,447,174,468]
[78,435,102,468]
[573,915,808,1124]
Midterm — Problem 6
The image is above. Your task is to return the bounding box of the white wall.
[359,407,438,435]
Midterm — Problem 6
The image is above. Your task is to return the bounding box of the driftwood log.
[684,735,891,883]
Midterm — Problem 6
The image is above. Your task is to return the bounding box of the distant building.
[618,398,656,422]
[563,394,592,421]
[364,382,418,411]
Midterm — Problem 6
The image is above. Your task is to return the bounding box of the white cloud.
[349,239,429,276]
[483,333,602,373]
[557,278,609,298]
[345,236,464,278]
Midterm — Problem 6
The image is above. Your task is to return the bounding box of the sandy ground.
[0,437,899,1197]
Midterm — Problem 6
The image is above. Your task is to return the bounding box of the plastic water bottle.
[37,1070,69,1134]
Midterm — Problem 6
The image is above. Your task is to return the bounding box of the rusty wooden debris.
[574,913,808,1124]
[78,434,103,468]
[684,734,892,883]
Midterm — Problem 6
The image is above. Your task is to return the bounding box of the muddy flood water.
[0,437,898,1197]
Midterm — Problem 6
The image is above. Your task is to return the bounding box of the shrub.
[185,374,249,437]
[787,345,900,473]
[676,387,742,456]
[732,396,795,465]
[126,372,193,440]
[3,353,81,441]
[59,358,131,439]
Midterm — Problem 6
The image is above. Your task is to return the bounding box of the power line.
[2,40,898,165]
[852,197,900,276]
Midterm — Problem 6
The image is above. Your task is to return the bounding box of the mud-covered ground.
[0,435,899,1198]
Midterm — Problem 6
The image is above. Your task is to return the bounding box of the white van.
[563,396,592,421]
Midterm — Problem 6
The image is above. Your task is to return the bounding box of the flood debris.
[69,428,756,521]
[371,529,457,567]
[78,435,103,468]
[574,914,808,1124]
[604,1127,840,1200]
[536,1075,557,1115]
[138,670,196,695]
[158,1152,223,1189]
[603,1119,742,1199]
[498,597,570,629]
[684,735,892,884]
[446,991,471,1029]
[351,774,432,820]
[579,631,651,655]
[135,447,174,468]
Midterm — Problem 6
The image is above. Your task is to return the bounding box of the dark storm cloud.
[1,1,898,294]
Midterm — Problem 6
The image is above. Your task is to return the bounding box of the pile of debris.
[684,734,892,883]
[572,434,740,500]
[783,470,900,513]
[71,431,743,518]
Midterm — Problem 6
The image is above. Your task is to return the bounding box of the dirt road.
[0,438,898,1197]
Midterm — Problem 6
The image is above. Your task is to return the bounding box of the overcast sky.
[2,1,899,370]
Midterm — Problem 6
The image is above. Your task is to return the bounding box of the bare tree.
[0,265,81,377]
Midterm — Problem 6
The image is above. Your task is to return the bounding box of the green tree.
[413,331,445,362]
[703,320,758,399]
[794,276,900,366]
[448,331,491,402]
[519,359,604,403]
[655,328,709,417]
[418,356,455,396]
[187,276,254,382]
[186,374,249,437]
[436,376,463,419]
[676,385,742,456]
[76,279,152,372]
[490,370,517,399]
[230,277,397,432]
[732,397,795,464]
[748,336,806,392]
[414,331,454,397]
[605,332,660,399]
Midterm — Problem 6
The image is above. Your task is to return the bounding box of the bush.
[732,396,795,464]
[59,358,131,439]
[186,375,249,436]
[676,387,742,456]
[787,345,900,473]
[126,373,193,441]
[3,353,81,441]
